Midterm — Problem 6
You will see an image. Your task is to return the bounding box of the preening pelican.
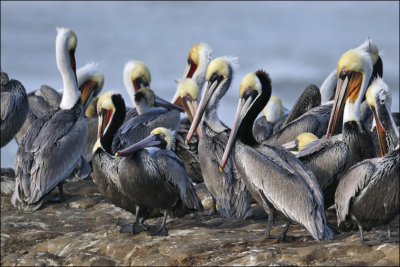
[282,132,318,155]
[123,60,151,121]
[172,43,212,105]
[186,56,253,218]
[297,47,376,208]
[1,71,28,147]
[173,78,203,183]
[115,127,204,236]
[335,78,399,246]
[15,63,104,145]
[11,27,88,210]
[220,70,332,241]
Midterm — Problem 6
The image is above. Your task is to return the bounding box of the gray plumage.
[112,108,180,153]
[173,117,203,183]
[11,101,88,210]
[280,84,321,129]
[335,148,399,233]
[252,116,274,144]
[199,122,252,218]
[119,148,203,216]
[297,121,376,208]
[1,72,29,147]
[233,140,333,240]
[268,103,342,145]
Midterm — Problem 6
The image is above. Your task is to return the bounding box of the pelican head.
[262,96,283,123]
[172,43,212,105]
[56,27,81,110]
[220,70,272,170]
[186,56,238,143]
[356,38,383,83]
[326,48,373,137]
[177,78,199,123]
[115,127,174,157]
[282,132,318,152]
[77,63,104,111]
[94,90,126,153]
[134,87,184,115]
[123,60,151,104]
[366,78,398,156]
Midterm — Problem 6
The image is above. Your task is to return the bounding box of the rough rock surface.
[1,175,399,266]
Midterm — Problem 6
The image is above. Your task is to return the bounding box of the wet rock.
[1,179,399,266]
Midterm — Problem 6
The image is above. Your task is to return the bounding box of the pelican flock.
[2,26,398,248]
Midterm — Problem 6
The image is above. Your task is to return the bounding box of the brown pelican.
[122,60,151,121]
[170,43,212,184]
[1,71,28,147]
[297,47,376,208]
[15,62,104,145]
[186,56,253,218]
[83,96,99,163]
[319,38,383,104]
[268,39,383,145]
[172,43,212,105]
[252,96,288,143]
[111,87,183,153]
[335,78,399,246]
[173,78,203,183]
[115,127,204,236]
[220,70,333,241]
[92,90,156,234]
[11,27,88,210]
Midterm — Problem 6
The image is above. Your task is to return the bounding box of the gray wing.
[124,107,138,122]
[252,116,274,143]
[19,111,87,204]
[282,84,321,128]
[244,144,331,240]
[297,136,349,190]
[40,85,62,109]
[1,90,16,127]
[156,150,203,211]
[334,159,376,224]
[269,114,320,144]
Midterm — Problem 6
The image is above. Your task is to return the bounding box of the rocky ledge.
[1,173,399,266]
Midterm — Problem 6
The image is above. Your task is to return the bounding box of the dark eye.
[210,73,218,82]
[187,58,193,65]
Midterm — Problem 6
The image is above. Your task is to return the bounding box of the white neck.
[123,65,135,105]
[320,69,337,104]
[57,31,79,110]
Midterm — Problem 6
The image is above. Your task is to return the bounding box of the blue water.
[1,1,399,168]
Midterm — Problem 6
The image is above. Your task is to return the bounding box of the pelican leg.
[271,221,291,241]
[119,205,148,234]
[262,212,274,239]
[149,210,169,236]
[359,224,381,246]
[381,225,399,243]
[46,182,70,203]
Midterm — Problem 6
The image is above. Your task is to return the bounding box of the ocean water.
[1,1,399,168]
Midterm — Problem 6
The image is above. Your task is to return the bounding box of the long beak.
[80,80,98,111]
[69,49,77,82]
[370,106,388,156]
[154,95,184,112]
[186,80,217,143]
[115,134,160,157]
[97,108,113,139]
[171,92,183,107]
[219,98,245,171]
[326,71,363,137]
[182,95,201,138]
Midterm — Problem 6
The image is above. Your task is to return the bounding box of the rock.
[1,179,399,266]
[1,174,15,195]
